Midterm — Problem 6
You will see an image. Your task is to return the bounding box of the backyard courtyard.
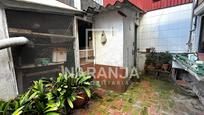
[73,76,204,115]
[1,1,204,115]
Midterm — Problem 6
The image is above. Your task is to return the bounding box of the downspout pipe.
[0,37,29,50]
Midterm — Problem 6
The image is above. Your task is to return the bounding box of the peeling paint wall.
[0,8,18,100]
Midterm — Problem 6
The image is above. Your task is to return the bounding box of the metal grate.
[6,9,75,93]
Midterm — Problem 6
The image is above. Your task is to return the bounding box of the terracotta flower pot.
[73,91,89,108]
[147,63,155,70]
[162,64,170,71]
[93,88,106,98]
[144,63,149,70]
[155,63,162,69]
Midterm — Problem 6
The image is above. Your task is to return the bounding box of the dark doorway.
[77,20,94,66]
[77,20,92,50]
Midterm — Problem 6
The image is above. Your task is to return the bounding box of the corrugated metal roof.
[104,0,193,12]
[104,0,124,7]
[99,0,144,13]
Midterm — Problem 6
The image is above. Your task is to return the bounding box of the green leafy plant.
[145,52,157,64]
[51,72,96,111]
[0,71,99,115]
[145,52,172,64]
[160,52,172,64]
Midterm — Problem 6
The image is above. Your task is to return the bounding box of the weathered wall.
[122,8,138,70]
[137,3,193,70]
[94,10,124,67]
[0,8,18,100]
[74,17,80,68]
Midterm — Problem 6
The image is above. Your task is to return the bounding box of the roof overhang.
[0,0,84,15]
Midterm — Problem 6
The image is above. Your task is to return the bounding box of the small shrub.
[145,52,172,65]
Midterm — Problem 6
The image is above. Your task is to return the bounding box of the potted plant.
[145,52,157,70]
[39,72,97,113]
[73,72,92,108]
[160,52,172,71]
[75,72,100,107]
[155,52,162,69]
[54,72,99,109]
[0,71,99,115]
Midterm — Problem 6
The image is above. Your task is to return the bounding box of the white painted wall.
[138,3,192,53]
[137,3,193,70]
[94,10,124,67]
[0,8,18,100]
[93,3,193,71]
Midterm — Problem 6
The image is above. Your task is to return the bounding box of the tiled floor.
[72,76,204,115]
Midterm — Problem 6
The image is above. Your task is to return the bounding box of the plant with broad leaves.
[48,72,97,113]
[0,71,99,115]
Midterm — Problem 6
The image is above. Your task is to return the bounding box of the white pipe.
[0,37,29,50]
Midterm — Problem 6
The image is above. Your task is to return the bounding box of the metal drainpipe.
[0,37,29,50]
[187,0,198,52]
